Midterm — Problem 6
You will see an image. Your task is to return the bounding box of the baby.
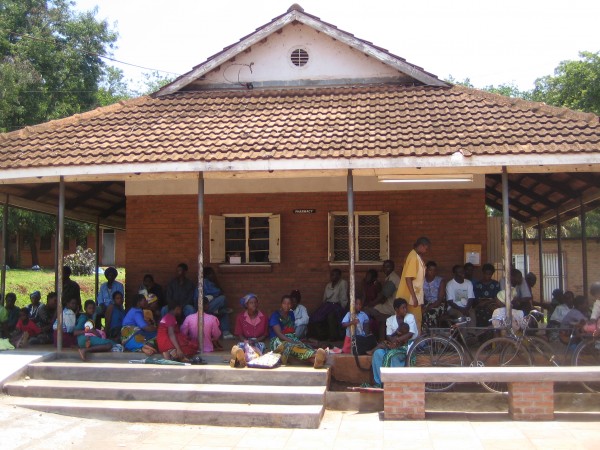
[368,322,411,354]
[83,320,106,348]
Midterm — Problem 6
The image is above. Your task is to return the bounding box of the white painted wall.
[125,174,485,196]
[198,23,402,86]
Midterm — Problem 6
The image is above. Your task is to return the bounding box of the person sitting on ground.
[165,263,196,318]
[363,260,401,341]
[104,291,126,341]
[341,298,370,354]
[53,297,79,348]
[11,308,41,348]
[290,289,309,340]
[96,267,124,328]
[473,263,501,327]
[28,292,58,345]
[157,300,199,362]
[0,293,20,338]
[309,269,348,342]
[74,300,113,360]
[62,266,81,311]
[491,288,525,333]
[230,293,269,368]
[362,269,382,309]
[366,298,418,389]
[201,267,234,339]
[121,294,157,355]
[270,295,327,368]
[550,291,574,326]
[591,282,600,322]
[560,295,589,346]
[445,265,475,323]
[181,297,222,353]
[140,274,164,309]
[463,262,475,283]
[422,261,446,331]
[501,268,533,313]
[143,294,161,326]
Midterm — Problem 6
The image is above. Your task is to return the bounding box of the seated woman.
[181,297,222,353]
[121,294,157,355]
[368,298,418,388]
[230,293,268,368]
[422,261,446,331]
[74,300,113,360]
[157,301,199,361]
[53,297,79,347]
[104,291,126,341]
[341,298,370,354]
[290,290,309,340]
[270,295,327,369]
[11,308,41,348]
[309,269,348,342]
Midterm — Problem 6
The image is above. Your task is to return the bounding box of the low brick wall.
[508,381,554,420]
[383,381,425,420]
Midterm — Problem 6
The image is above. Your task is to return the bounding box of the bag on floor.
[247,351,281,369]
[352,334,377,356]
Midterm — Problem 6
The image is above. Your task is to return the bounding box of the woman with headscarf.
[230,293,268,368]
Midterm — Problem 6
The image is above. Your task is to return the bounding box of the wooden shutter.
[379,212,390,261]
[209,215,226,263]
[268,214,281,263]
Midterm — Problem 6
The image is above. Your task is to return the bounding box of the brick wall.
[126,189,487,315]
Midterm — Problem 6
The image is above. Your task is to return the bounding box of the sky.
[73,0,600,91]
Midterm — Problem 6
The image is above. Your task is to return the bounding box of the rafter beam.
[488,174,560,211]
[65,181,114,209]
[99,199,126,219]
[525,173,584,199]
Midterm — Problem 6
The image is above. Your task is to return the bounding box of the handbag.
[247,351,282,369]
[352,334,378,356]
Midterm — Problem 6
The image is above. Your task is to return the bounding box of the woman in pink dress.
[181,297,221,353]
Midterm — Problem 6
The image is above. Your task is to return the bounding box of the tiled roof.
[0,84,599,170]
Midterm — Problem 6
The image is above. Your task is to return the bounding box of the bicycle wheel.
[474,337,532,394]
[525,336,561,366]
[572,339,600,393]
[406,336,465,392]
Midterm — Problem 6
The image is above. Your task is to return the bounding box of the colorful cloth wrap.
[121,325,157,352]
[270,333,316,364]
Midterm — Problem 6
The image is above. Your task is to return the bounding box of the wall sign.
[293,209,316,214]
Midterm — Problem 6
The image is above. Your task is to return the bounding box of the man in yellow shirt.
[396,237,430,331]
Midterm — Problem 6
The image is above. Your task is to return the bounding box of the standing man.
[364,260,400,340]
[396,237,430,331]
[165,263,196,318]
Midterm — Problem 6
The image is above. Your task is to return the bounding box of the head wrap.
[146,293,158,305]
[30,291,41,299]
[239,293,258,308]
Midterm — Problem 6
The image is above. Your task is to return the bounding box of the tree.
[531,51,600,115]
[0,0,118,132]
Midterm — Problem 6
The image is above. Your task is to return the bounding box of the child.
[368,322,410,355]
[290,290,309,340]
[11,308,41,348]
[157,301,198,362]
[341,298,370,353]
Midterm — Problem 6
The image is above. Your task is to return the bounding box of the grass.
[2,268,126,308]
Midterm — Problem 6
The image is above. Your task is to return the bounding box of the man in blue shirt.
[96,267,125,321]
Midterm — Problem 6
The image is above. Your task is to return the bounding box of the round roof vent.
[290,48,309,67]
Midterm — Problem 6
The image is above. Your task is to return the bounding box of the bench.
[381,366,600,421]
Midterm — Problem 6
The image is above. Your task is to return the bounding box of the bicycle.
[405,316,524,393]
[474,310,600,393]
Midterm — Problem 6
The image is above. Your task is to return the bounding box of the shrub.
[64,246,96,276]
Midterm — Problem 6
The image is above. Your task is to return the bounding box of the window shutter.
[209,215,226,263]
[379,212,390,261]
[268,214,281,263]
[327,212,335,262]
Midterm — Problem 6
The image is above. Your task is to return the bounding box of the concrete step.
[27,362,329,386]
[3,396,324,429]
[5,379,325,405]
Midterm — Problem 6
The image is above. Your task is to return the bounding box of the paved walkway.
[0,401,598,450]
[1,350,598,449]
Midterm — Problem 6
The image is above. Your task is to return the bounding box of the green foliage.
[482,83,531,100]
[0,0,118,132]
[531,51,600,115]
[63,246,96,275]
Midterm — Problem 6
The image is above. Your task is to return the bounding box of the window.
[39,234,52,251]
[328,212,389,263]
[210,214,280,264]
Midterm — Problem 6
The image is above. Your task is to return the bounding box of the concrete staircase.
[2,356,328,429]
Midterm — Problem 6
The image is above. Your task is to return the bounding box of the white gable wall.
[195,23,404,88]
